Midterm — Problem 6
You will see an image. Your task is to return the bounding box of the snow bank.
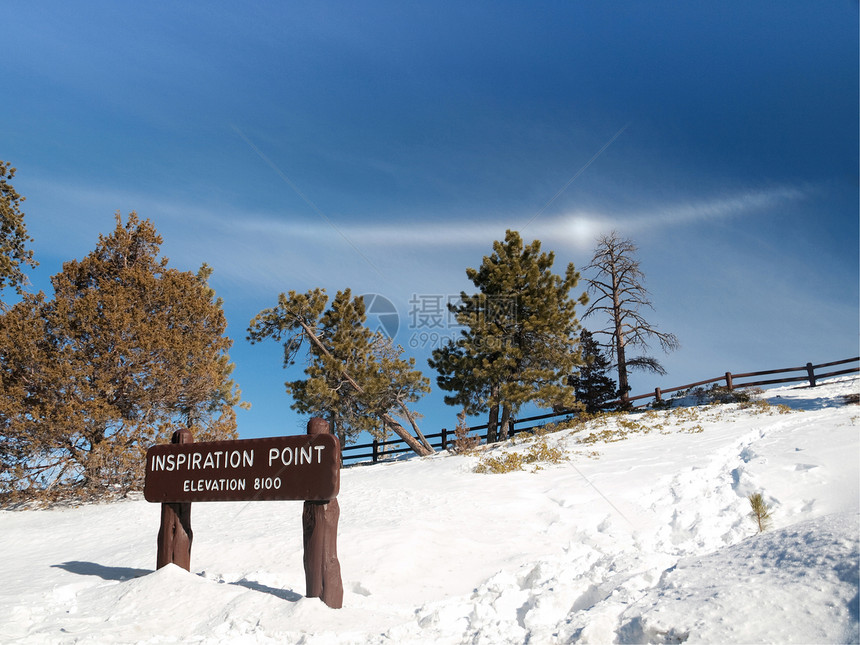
[1,377,857,643]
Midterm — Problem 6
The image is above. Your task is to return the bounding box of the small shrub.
[475,436,567,474]
[511,431,534,445]
[536,422,564,435]
[686,385,763,405]
[651,398,673,410]
[449,410,479,455]
[525,439,565,466]
[738,398,793,415]
[748,492,772,533]
[475,451,525,474]
[579,411,660,444]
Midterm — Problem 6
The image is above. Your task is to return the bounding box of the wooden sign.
[144,434,340,503]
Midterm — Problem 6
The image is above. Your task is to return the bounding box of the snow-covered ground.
[1,377,857,644]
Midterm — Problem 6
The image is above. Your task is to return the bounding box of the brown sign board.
[144,434,340,503]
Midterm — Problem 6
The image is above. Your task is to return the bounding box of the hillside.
[1,378,858,644]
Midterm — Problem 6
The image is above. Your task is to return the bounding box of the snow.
[1,377,858,644]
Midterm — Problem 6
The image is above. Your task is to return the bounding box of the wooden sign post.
[144,417,343,608]
[156,427,193,571]
[302,418,343,608]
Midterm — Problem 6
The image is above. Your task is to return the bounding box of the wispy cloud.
[620,186,809,231]
[23,173,809,296]
[232,184,808,251]
[156,185,813,294]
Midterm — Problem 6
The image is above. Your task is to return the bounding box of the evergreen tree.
[0,161,37,309]
[568,329,617,413]
[748,492,773,533]
[248,289,433,454]
[366,333,432,446]
[286,289,379,444]
[429,230,587,442]
[0,213,243,502]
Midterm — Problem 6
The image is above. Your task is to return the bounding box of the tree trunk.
[498,404,512,441]
[382,414,432,456]
[486,402,499,444]
[616,334,630,405]
[397,400,434,452]
[611,266,630,405]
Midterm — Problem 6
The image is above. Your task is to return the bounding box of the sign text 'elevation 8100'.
[144,434,340,503]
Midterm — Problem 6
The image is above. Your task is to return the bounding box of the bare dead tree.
[583,231,679,404]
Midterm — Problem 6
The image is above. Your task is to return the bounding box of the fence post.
[156,427,193,571]
[371,438,379,463]
[654,387,662,403]
[441,428,448,451]
[303,417,343,609]
[725,372,733,391]
[806,362,817,387]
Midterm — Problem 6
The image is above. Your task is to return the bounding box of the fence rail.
[341,356,859,466]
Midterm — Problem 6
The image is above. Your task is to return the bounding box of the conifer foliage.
[748,492,772,533]
[248,289,433,454]
[0,213,243,502]
[568,329,617,413]
[429,230,588,443]
[0,161,37,309]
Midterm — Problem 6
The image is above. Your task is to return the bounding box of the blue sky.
[4,1,858,441]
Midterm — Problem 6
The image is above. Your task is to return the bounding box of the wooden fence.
[341,356,859,466]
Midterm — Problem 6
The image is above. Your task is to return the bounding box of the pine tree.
[366,333,432,447]
[248,289,433,455]
[0,161,37,309]
[748,492,772,533]
[568,329,617,413]
[0,213,243,502]
[289,289,380,444]
[429,230,587,442]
